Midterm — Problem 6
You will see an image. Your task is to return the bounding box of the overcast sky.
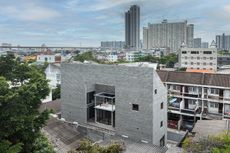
[0,0,230,47]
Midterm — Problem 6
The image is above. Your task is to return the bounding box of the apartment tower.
[125,5,140,50]
[143,20,194,52]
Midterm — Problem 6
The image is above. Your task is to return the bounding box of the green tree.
[183,132,230,153]
[74,52,96,62]
[32,133,55,153]
[52,84,61,100]
[68,139,123,153]
[0,55,53,153]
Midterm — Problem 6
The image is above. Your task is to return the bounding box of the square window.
[132,104,139,111]
[161,102,163,109]
[160,121,163,127]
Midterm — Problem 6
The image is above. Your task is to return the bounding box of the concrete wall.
[61,63,167,145]
[152,70,168,145]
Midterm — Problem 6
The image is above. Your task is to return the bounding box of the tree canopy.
[68,139,124,153]
[52,84,61,100]
[183,132,230,153]
[0,55,54,153]
[74,51,97,62]
[135,53,178,68]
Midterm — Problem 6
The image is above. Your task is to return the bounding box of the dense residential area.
[1,1,230,153]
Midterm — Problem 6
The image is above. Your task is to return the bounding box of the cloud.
[2,3,60,21]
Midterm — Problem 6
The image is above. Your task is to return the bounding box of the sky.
[0,0,230,47]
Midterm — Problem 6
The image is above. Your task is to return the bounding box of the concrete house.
[61,63,167,146]
[157,70,230,131]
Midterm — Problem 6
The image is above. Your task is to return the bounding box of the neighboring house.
[61,63,167,146]
[36,53,62,63]
[37,54,55,63]
[107,54,118,62]
[218,55,230,67]
[179,47,217,72]
[42,63,61,103]
[125,51,147,62]
[157,70,230,131]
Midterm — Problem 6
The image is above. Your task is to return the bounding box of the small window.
[155,89,157,94]
[191,51,199,54]
[160,121,163,127]
[161,102,163,109]
[132,104,139,111]
[203,51,212,54]
[182,51,187,54]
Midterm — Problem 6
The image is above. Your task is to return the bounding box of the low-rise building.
[37,54,55,63]
[125,51,147,62]
[157,70,230,131]
[218,55,230,66]
[179,45,217,71]
[107,53,118,62]
[61,63,167,146]
[42,64,61,103]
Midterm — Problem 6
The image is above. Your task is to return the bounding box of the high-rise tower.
[125,5,140,50]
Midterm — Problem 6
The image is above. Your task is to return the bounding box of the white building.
[125,51,147,62]
[143,20,194,52]
[107,54,118,62]
[179,43,217,71]
[42,64,61,103]
[37,54,56,63]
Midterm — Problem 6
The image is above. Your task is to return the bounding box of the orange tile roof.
[186,68,215,73]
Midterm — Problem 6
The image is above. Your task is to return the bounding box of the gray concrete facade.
[61,63,167,146]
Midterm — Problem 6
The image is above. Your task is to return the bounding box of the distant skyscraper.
[125,5,140,50]
[201,42,209,48]
[143,20,194,52]
[187,24,194,48]
[101,41,125,49]
[216,33,230,51]
[193,38,202,48]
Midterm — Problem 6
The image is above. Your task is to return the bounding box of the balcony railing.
[181,108,196,115]
[168,106,180,111]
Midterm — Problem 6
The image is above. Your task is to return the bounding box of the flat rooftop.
[95,103,115,112]
[95,92,115,98]
[192,120,230,141]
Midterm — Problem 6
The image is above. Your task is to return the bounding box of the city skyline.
[0,0,230,47]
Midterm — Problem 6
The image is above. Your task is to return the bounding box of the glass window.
[210,102,218,108]
[160,121,163,127]
[204,51,212,54]
[182,51,187,54]
[132,104,139,111]
[210,88,219,95]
